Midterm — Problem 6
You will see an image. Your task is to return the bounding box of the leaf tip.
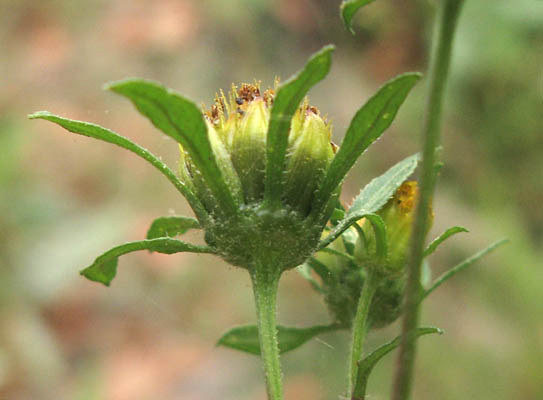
[103,77,143,93]
[28,111,51,120]
[80,268,111,287]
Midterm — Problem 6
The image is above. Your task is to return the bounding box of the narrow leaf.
[318,153,420,250]
[313,73,421,216]
[421,239,508,301]
[28,112,208,221]
[352,327,443,399]
[105,79,239,216]
[265,45,335,204]
[80,238,214,286]
[423,226,469,257]
[146,216,200,239]
[217,324,341,356]
[340,0,376,35]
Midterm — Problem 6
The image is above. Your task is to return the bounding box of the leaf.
[105,79,240,216]
[312,73,421,216]
[318,153,420,250]
[423,226,469,257]
[421,239,508,301]
[80,238,214,286]
[217,324,341,356]
[265,45,335,204]
[340,0,376,35]
[352,327,443,399]
[28,112,208,221]
[146,216,200,239]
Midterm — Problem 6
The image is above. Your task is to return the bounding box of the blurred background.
[1,0,542,399]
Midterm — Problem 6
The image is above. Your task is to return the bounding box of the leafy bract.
[28,112,208,221]
[105,79,240,216]
[318,153,420,250]
[423,226,469,257]
[421,239,508,301]
[363,213,387,261]
[217,324,341,356]
[341,0,376,35]
[146,216,200,239]
[312,73,421,216]
[265,45,334,204]
[80,238,214,286]
[352,327,443,399]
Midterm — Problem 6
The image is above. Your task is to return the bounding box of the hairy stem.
[391,1,464,399]
[349,269,379,396]
[251,263,283,400]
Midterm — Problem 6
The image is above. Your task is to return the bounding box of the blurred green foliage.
[1,0,541,399]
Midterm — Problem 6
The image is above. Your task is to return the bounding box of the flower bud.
[182,82,338,270]
[307,182,433,329]
[354,181,431,274]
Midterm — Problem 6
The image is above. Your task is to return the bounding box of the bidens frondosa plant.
[30,45,423,399]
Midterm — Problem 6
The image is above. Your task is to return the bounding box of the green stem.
[349,269,379,395]
[391,1,464,400]
[251,263,284,400]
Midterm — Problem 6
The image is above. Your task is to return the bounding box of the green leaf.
[265,45,335,204]
[217,324,341,356]
[105,78,240,216]
[340,0,376,35]
[421,239,508,301]
[28,112,208,222]
[80,238,214,286]
[318,153,420,250]
[313,73,421,216]
[146,216,200,239]
[352,327,443,399]
[423,226,469,257]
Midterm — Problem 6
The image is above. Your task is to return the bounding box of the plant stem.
[349,269,379,396]
[251,262,284,400]
[391,1,464,400]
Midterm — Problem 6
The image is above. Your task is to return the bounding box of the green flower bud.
[354,180,433,273]
[309,182,434,329]
[178,83,338,270]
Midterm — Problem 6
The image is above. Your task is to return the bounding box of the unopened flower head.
[178,82,337,269]
[310,181,431,329]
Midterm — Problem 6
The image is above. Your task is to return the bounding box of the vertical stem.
[349,269,379,396]
[391,1,464,400]
[251,263,284,400]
